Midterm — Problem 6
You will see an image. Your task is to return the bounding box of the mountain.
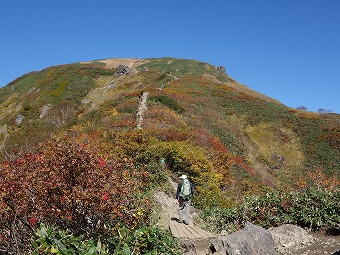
[0,57,339,196]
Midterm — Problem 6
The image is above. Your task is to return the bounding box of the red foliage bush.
[193,128,229,153]
[0,140,151,251]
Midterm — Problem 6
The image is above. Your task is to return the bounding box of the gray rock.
[269,224,315,254]
[114,64,130,76]
[82,99,92,104]
[0,124,7,134]
[209,222,278,255]
[153,191,177,208]
[215,66,226,73]
[39,104,51,119]
[181,239,197,254]
[16,115,25,125]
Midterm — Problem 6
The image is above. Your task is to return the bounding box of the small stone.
[16,115,24,125]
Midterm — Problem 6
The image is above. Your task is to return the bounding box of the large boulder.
[215,66,226,73]
[114,64,131,76]
[269,224,315,254]
[209,222,278,255]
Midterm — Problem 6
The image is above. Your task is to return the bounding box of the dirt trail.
[280,231,340,255]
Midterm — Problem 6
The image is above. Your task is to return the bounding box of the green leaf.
[85,247,96,255]
[54,238,66,250]
[50,246,59,253]
[122,244,131,255]
[41,226,48,238]
[97,239,102,251]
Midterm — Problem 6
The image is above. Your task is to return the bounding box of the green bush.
[291,188,340,230]
[150,95,184,113]
[31,224,180,255]
[107,225,181,255]
[31,224,107,255]
[198,187,340,233]
[195,206,238,234]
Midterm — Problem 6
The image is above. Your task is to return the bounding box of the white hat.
[180,174,187,179]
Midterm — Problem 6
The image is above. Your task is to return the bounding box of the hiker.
[176,174,193,225]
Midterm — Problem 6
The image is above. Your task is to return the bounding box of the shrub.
[30,224,181,255]
[78,109,104,126]
[3,120,57,159]
[198,187,339,234]
[44,100,78,128]
[195,206,238,234]
[0,140,152,253]
[145,141,233,208]
[149,95,184,113]
[290,188,339,230]
[107,225,181,255]
[31,224,108,254]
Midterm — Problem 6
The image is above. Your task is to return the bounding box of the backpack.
[180,179,192,199]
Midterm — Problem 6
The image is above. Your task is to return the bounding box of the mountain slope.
[0,57,339,194]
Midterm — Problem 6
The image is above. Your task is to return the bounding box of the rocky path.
[167,73,179,80]
[81,78,116,109]
[136,92,149,129]
[278,232,340,255]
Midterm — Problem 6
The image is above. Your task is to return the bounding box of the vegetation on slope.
[0,57,339,253]
[138,57,229,82]
[197,171,339,234]
[0,137,181,254]
[1,56,338,193]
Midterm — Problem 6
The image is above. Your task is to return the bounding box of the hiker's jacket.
[176,181,194,201]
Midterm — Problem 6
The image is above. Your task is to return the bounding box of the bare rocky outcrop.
[136,92,149,129]
[85,58,145,69]
[215,66,226,74]
[269,224,340,255]
[208,222,278,255]
[114,64,131,76]
[153,191,178,209]
[39,104,51,119]
[269,224,315,254]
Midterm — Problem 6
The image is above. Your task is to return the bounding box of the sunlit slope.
[0,57,338,188]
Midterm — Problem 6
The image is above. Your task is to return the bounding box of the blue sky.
[1,0,339,113]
